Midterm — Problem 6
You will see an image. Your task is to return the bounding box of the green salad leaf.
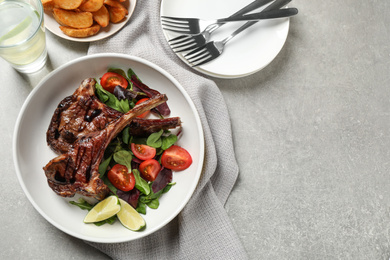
[69,198,93,211]
[122,127,130,144]
[98,155,112,177]
[108,68,127,79]
[95,82,129,113]
[147,129,163,148]
[161,134,177,150]
[133,169,150,195]
[113,149,132,170]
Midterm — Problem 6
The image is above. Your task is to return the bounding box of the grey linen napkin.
[87,1,248,259]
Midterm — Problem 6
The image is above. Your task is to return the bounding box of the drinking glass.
[0,0,47,73]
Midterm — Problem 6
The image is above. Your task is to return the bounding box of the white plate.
[13,53,204,243]
[160,0,290,78]
[45,0,137,42]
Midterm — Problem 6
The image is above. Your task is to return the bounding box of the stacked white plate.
[160,0,291,78]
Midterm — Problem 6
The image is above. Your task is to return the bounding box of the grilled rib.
[46,78,181,154]
[43,93,168,200]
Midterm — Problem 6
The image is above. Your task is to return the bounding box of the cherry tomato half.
[135,98,150,118]
[161,145,192,171]
[107,164,135,191]
[100,72,128,93]
[131,143,156,161]
[139,159,161,182]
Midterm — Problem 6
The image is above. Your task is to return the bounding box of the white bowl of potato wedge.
[42,0,136,41]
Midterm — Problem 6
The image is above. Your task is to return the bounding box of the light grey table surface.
[2,0,390,259]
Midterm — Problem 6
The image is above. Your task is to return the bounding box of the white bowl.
[45,0,137,42]
[13,53,204,243]
[160,0,291,78]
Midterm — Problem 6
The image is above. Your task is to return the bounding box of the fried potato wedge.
[49,0,129,38]
[107,6,127,23]
[103,0,127,9]
[53,0,84,10]
[53,8,93,28]
[41,0,58,11]
[92,5,110,27]
[79,0,104,12]
[59,24,101,37]
[104,0,128,23]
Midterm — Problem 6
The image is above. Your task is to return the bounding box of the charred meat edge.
[43,93,168,200]
[46,78,181,154]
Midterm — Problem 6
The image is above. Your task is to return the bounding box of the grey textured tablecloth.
[4,0,390,259]
[87,1,248,259]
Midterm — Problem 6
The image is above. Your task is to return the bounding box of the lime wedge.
[0,16,32,45]
[83,196,121,223]
[117,198,146,231]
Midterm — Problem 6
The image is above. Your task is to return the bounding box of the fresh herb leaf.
[102,176,117,194]
[133,169,150,195]
[147,129,163,148]
[96,83,127,112]
[122,127,130,144]
[96,82,134,113]
[136,202,146,214]
[147,198,159,209]
[113,149,132,170]
[118,99,130,113]
[95,82,109,102]
[161,134,177,150]
[106,98,124,113]
[69,198,93,211]
[137,182,175,211]
[127,68,141,82]
[138,184,165,210]
[162,182,176,193]
[108,68,128,80]
[151,188,164,199]
[99,155,112,177]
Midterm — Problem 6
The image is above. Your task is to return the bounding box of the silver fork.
[163,0,273,41]
[185,7,298,67]
[165,0,292,53]
[161,5,295,34]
